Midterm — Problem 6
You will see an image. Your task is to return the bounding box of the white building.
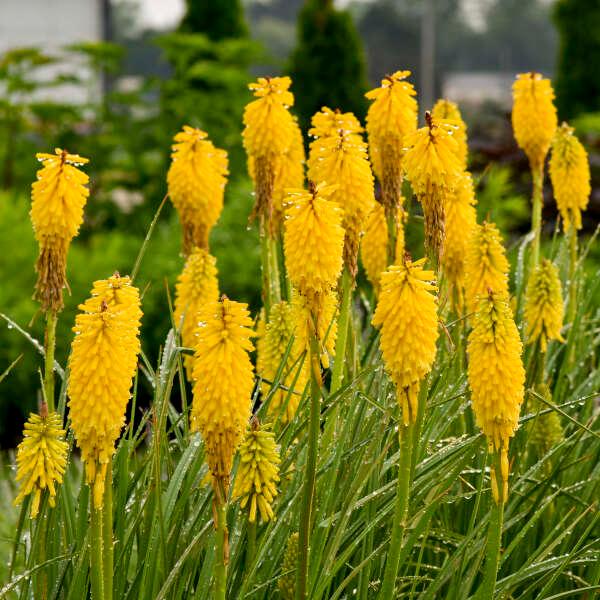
[0,0,109,103]
[442,72,516,109]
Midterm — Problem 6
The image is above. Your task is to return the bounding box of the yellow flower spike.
[249,117,305,231]
[365,70,418,181]
[309,131,376,278]
[525,259,565,352]
[309,106,363,140]
[278,532,299,600]
[30,148,90,312]
[467,292,525,502]
[243,76,298,229]
[68,274,142,509]
[191,297,255,492]
[291,289,338,369]
[174,247,220,376]
[464,221,510,314]
[442,172,478,312]
[512,72,558,172]
[549,122,591,231]
[257,301,308,423]
[372,258,439,425]
[232,419,281,523]
[360,203,405,294]
[14,408,68,518]
[283,183,345,306]
[528,383,563,464]
[167,126,229,256]
[403,112,464,260]
[307,107,364,180]
[432,98,469,169]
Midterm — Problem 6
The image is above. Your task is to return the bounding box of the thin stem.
[260,224,281,317]
[260,224,273,317]
[530,168,544,273]
[330,269,353,393]
[385,206,398,265]
[102,461,114,600]
[269,234,282,305]
[378,418,415,600]
[480,452,505,600]
[214,493,228,600]
[296,324,322,600]
[567,224,578,324]
[246,520,257,573]
[90,500,105,600]
[43,310,57,413]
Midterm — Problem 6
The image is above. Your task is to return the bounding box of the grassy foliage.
[0,185,598,598]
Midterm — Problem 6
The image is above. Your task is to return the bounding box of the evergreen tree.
[288,0,369,131]
[554,0,600,119]
[179,0,249,40]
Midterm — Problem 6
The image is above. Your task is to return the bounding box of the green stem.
[214,495,228,600]
[480,453,505,600]
[330,269,353,393]
[90,500,105,600]
[102,461,114,600]
[385,205,398,265]
[260,224,273,317]
[260,225,281,317]
[296,325,321,600]
[567,224,578,325]
[378,418,415,600]
[530,168,544,273]
[43,310,57,412]
[269,235,282,305]
[34,504,49,600]
[246,520,257,573]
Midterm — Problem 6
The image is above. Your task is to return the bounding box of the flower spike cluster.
[432,98,468,169]
[361,203,405,294]
[191,297,255,493]
[512,72,557,172]
[68,274,142,508]
[365,71,418,258]
[284,184,344,306]
[279,532,299,600]
[549,123,591,231]
[30,148,89,311]
[365,70,418,181]
[167,126,228,256]
[525,259,565,352]
[291,289,338,370]
[403,112,463,260]
[174,247,219,375]
[309,130,375,278]
[468,292,525,503]
[243,76,299,232]
[464,221,510,314]
[232,419,281,523]
[372,258,439,425]
[14,408,68,518]
[309,106,363,142]
[442,172,478,312]
[257,301,308,423]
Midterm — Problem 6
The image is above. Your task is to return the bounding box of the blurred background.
[0,0,598,447]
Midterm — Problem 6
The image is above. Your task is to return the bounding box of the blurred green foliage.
[0,180,260,447]
[0,30,266,445]
[475,164,530,233]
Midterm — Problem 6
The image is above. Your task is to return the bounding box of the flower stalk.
[480,450,505,600]
[296,323,322,600]
[43,310,57,412]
